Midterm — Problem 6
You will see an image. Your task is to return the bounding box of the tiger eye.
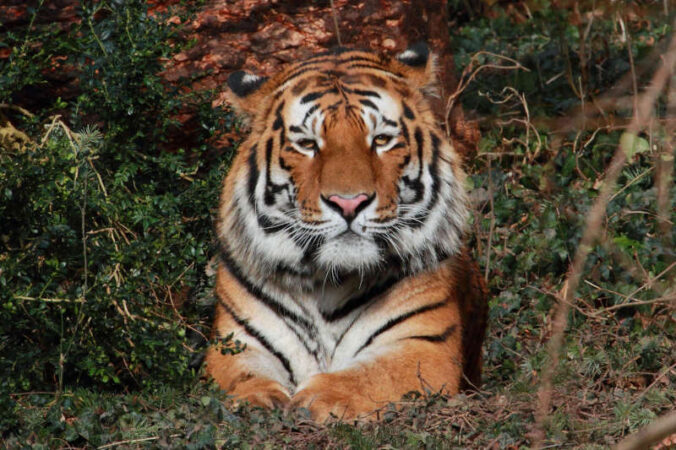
[373,134,392,147]
[298,139,317,150]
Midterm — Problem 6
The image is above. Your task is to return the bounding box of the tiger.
[204,43,488,422]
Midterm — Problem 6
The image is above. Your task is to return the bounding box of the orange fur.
[204,46,488,421]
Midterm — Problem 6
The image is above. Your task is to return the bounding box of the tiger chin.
[204,43,488,422]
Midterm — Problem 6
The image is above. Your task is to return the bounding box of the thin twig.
[97,434,182,449]
[655,61,674,267]
[615,410,676,450]
[13,295,85,303]
[531,28,676,449]
[445,52,529,135]
[484,155,495,281]
[329,0,342,46]
[0,103,35,117]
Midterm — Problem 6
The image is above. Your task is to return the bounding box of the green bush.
[0,0,232,403]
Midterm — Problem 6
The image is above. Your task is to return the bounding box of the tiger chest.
[231,275,401,390]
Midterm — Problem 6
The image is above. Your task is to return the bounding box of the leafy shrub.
[0,0,232,405]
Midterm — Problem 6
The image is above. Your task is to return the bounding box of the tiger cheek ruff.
[204,43,488,422]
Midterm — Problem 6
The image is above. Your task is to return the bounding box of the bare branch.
[615,410,676,450]
[531,26,676,449]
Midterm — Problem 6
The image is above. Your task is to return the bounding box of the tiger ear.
[393,42,437,91]
[226,70,270,117]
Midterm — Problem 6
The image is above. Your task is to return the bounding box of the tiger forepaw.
[231,378,291,409]
[291,374,381,422]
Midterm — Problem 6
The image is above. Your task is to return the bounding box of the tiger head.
[220,43,468,285]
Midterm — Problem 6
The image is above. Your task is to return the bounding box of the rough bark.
[1,0,479,157]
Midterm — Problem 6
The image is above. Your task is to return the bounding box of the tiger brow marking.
[382,117,397,127]
[353,89,381,98]
[217,297,296,385]
[291,79,310,95]
[353,299,449,356]
[404,324,458,342]
[359,98,378,110]
[300,87,338,104]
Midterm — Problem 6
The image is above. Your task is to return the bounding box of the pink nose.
[327,193,370,218]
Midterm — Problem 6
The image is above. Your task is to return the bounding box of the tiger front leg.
[204,299,293,409]
[291,338,463,422]
[204,347,291,409]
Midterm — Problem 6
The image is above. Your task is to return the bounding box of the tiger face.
[221,44,467,282]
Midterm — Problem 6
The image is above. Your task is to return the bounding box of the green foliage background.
[1,0,674,447]
[1,0,229,424]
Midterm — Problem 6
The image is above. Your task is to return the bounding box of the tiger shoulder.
[205,43,488,422]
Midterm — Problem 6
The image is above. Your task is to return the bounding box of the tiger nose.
[324,193,373,220]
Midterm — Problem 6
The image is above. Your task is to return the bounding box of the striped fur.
[205,44,488,421]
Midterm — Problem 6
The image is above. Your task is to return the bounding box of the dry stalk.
[444,51,529,136]
[655,63,674,270]
[484,155,496,281]
[531,29,676,448]
[615,410,676,450]
[328,0,342,46]
[483,86,543,162]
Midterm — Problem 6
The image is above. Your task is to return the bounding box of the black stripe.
[382,117,397,127]
[345,64,403,77]
[353,89,381,98]
[398,153,411,169]
[280,67,320,86]
[273,262,311,277]
[326,100,342,112]
[264,138,288,206]
[359,98,378,110]
[401,176,424,203]
[282,55,377,83]
[291,53,376,69]
[408,132,441,228]
[272,102,285,130]
[279,153,292,171]
[321,277,399,322]
[218,244,318,337]
[402,102,415,119]
[414,127,424,178]
[217,298,296,385]
[288,125,303,133]
[302,104,320,126]
[400,119,410,143]
[265,137,274,194]
[255,210,286,233]
[405,324,458,342]
[247,145,259,209]
[354,300,448,356]
[246,148,285,233]
[300,88,338,104]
